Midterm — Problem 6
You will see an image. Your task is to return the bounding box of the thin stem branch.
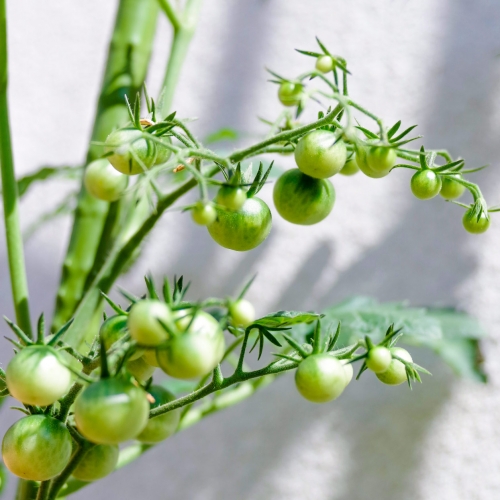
[157,0,181,30]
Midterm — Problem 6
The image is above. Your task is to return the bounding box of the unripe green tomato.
[340,359,353,386]
[2,415,72,481]
[6,345,71,406]
[207,197,272,252]
[157,310,225,380]
[278,82,302,107]
[366,146,397,174]
[142,348,160,367]
[440,174,466,200]
[105,128,156,175]
[153,136,172,166]
[100,315,144,360]
[410,170,442,200]
[339,157,360,176]
[294,130,347,179]
[127,355,156,382]
[273,169,335,225]
[228,299,256,328]
[366,346,392,374]
[315,55,334,73]
[72,444,119,482]
[295,354,346,403]
[355,147,390,178]
[137,385,180,444]
[376,347,412,386]
[84,159,128,202]
[74,378,149,444]
[215,186,247,211]
[462,209,490,234]
[191,202,217,226]
[128,300,173,347]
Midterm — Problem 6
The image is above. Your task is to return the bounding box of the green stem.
[0,0,32,337]
[51,0,159,332]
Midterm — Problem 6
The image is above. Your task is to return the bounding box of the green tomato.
[137,385,180,444]
[339,157,360,176]
[2,415,72,481]
[440,174,466,200]
[462,208,490,234]
[340,359,353,387]
[315,55,334,73]
[278,82,302,107]
[356,145,396,178]
[128,300,173,347]
[294,130,347,179]
[153,135,173,166]
[228,299,255,328]
[157,310,225,380]
[366,346,392,374]
[191,202,217,226]
[6,345,71,406]
[105,127,169,175]
[74,378,149,444]
[72,444,119,482]
[100,315,144,360]
[127,356,156,382]
[410,170,442,200]
[215,186,247,211]
[273,168,335,225]
[207,197,272,251]
[84,159,128,202]
[376,347,412,385]
[142,348,160,367]
[295,354,346,403]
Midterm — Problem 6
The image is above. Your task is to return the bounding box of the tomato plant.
[228,299,256,328]
[440,174,466,200]
[411,169,442,200]
[191,201,217,226]
[278,81,303,107]
[215,186,247,211]
[72,444,119,482]
[84,159,128,202]
[128,299,173,346]
[376,347,413,386]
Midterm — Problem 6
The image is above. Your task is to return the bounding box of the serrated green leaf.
[252,311,321,329]
[387,121,401,139]
[355,126,378,140]
[390,124,418,143]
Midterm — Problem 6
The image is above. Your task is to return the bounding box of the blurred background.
[2,0,500,498]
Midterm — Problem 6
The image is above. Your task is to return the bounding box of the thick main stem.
[0,0,33,337]
[51,0,159,332]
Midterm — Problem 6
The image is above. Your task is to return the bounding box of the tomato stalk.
[0,0,33,338]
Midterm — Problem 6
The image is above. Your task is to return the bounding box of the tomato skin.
[410,170,442,200]
[356,146,395,178]
[215,186,247,211]
[340,359,353,386]
[278,82,302,107]
[315,55,334,73]
[366,346,392,374]
[294,130,347,179]
[440,174,466,200]
[295,354,346,403]
[228,299,256,328]
[339,157,359,176]
[191,202,217,226]
[2,415,72,481]
[142,348,160,367]
[157,310,225,380]
[462,209,490,234]
[84,159,128,202]
[105,128,171,175]
[273,169,335,225]
[127,356,156,382]
[72,444,119,482]
[128,300,173,347]
[6,345,72,406]
[376,347,412,385]
[207,197,272,251]
[74,378,149,444]
[137,385,180,443]
[101,315,144,360]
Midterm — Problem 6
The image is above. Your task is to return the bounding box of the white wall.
[2,0,500,498]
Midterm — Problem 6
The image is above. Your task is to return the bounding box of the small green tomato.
[294,130,347,179]
[84,159,128,202]
[72,444,119,482]
[366,346,392,374]
[340,359,353,387]
[440,174,466,200]
[191,202,217,226]
[376,347,412,386]
[295,354,346,403]
[128,300,173,347]
[462,209,490,234]
[278,82,303,107]
[356,145,396,178]
[215,186,247,211]
[142,348,160,367]
[315,55,334,73]
[410,170,442,200]
[228,299,256,328]
[339,157,360,176]
[127,355,156,382]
